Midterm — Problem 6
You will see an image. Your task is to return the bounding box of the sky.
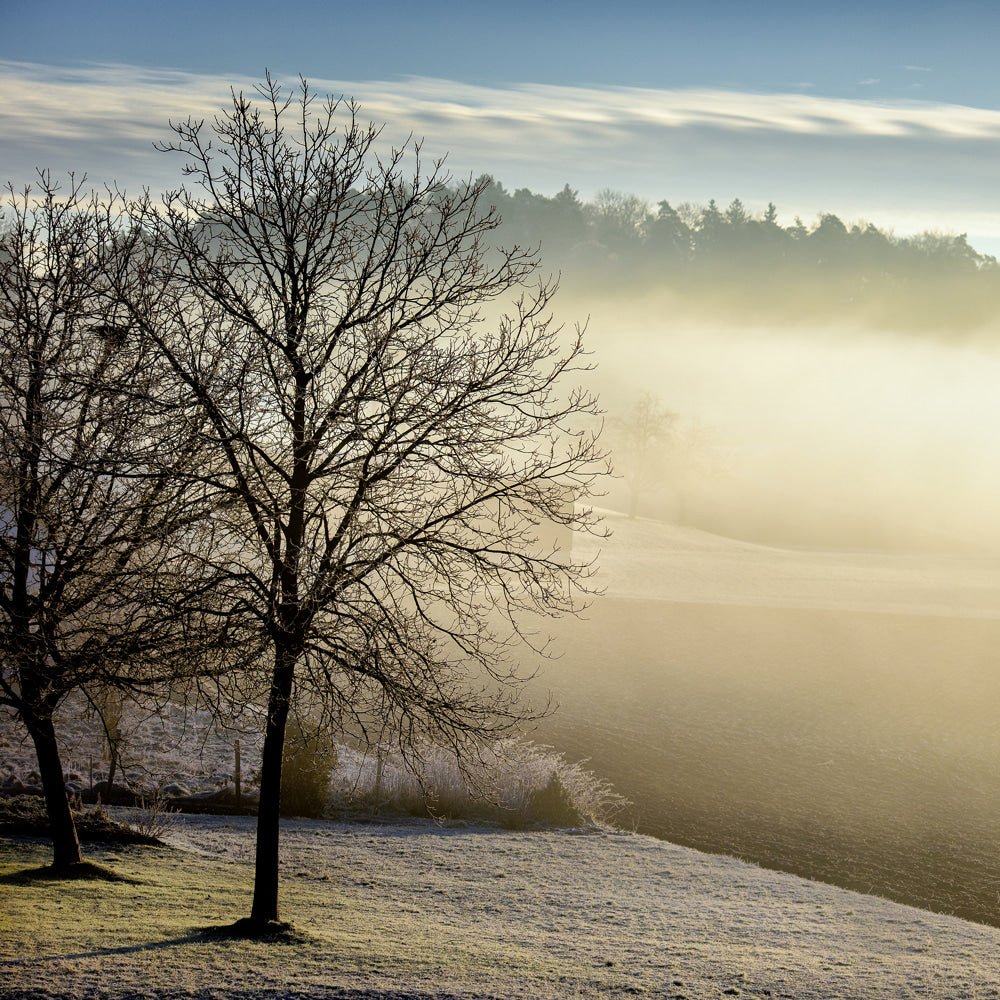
[4,1,1000,250]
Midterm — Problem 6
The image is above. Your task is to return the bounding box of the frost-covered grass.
[3,816,1000,999]
[330,739,629,828]
[0,700,627,831]
[6,509,1000,941]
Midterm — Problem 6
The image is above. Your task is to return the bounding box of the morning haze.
[3,5,1000,997]
[487,182,1000,553]
[468,185,1000,930]
[539,307,1000,926]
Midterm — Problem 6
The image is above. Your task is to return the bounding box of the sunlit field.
[4,814,1000,999]
[535,512,1000,926]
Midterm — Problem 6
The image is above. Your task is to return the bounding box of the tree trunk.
[24,708,82,870]
[249,645,296,925]
[106,744,119,795]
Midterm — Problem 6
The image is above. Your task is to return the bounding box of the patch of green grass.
[0,828,631,998]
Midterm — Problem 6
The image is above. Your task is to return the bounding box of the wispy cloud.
[5,59,1000,151]
[4,60,1000,248]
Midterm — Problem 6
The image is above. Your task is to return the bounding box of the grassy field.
[4,815,1000,999]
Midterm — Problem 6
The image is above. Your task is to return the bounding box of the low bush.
[280,718,338,819]
[0,793,160,843]
[127,794,178,839]
[522,773,585,828]
[330,738,629,829]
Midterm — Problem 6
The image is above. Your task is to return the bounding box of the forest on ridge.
[479,178,1000,330]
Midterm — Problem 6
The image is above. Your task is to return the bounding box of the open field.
[534,512,1000,926]
[3,815,1000,999]
[5,510,1000,927]
[4,510,1000,944]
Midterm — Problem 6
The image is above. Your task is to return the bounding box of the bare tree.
[122,76,606,930]
[0,174,239,871]
[590,189,650,253]
[90,686,124,794]
[612,392,677,519]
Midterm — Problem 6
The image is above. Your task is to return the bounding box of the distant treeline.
[479,177,1000,330]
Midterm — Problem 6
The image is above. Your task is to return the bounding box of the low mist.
[578,287,1000,552]
[524,280,1000,926]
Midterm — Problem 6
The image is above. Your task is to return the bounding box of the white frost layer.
[155,814,999,999]
[5,813,999,997]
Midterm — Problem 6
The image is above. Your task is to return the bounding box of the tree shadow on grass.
[0,918,312,968]
[0,929,210,965]
[0,860,138,884]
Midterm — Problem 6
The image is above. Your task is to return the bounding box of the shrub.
[523,773,585,828]
[280,717,337,818]
[0,794,159,843]
[127,794,177,839]
[330,738,629,829]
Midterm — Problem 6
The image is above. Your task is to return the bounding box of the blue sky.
[6,1,998,102]
[5,1,1000,249]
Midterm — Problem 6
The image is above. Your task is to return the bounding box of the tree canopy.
[113,77,606,928]
[0,174,242,869]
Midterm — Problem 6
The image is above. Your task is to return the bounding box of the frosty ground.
[4,512,1000,996]
[2,813,1000,1000]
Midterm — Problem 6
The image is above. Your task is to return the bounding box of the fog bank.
[579,288,1000,552]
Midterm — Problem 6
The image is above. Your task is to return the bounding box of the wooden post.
[234,739,242,808]
[373,747,383,817]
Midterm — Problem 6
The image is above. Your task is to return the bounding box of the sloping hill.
[575,508,1000,615]
[535,512,1000,925]
[2,815,999,999]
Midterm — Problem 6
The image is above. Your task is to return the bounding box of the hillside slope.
[574,508,1000,615]
[534,512,1000,925]
[2,815,1000,999]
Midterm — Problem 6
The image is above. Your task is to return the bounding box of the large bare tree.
[123,76,605,930]
[0,175,237,871]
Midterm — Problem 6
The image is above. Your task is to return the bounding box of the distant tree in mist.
[645,201,692,264]
[476,180,1000,329]
[809,213,850,268]
[611,393,678,520]
[479,177,587,257]
[589,189,649,255]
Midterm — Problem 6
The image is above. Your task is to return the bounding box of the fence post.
[234,739,242,808]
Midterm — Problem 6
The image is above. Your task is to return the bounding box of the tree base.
[2,860,133,884]
[201,917,305,942]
